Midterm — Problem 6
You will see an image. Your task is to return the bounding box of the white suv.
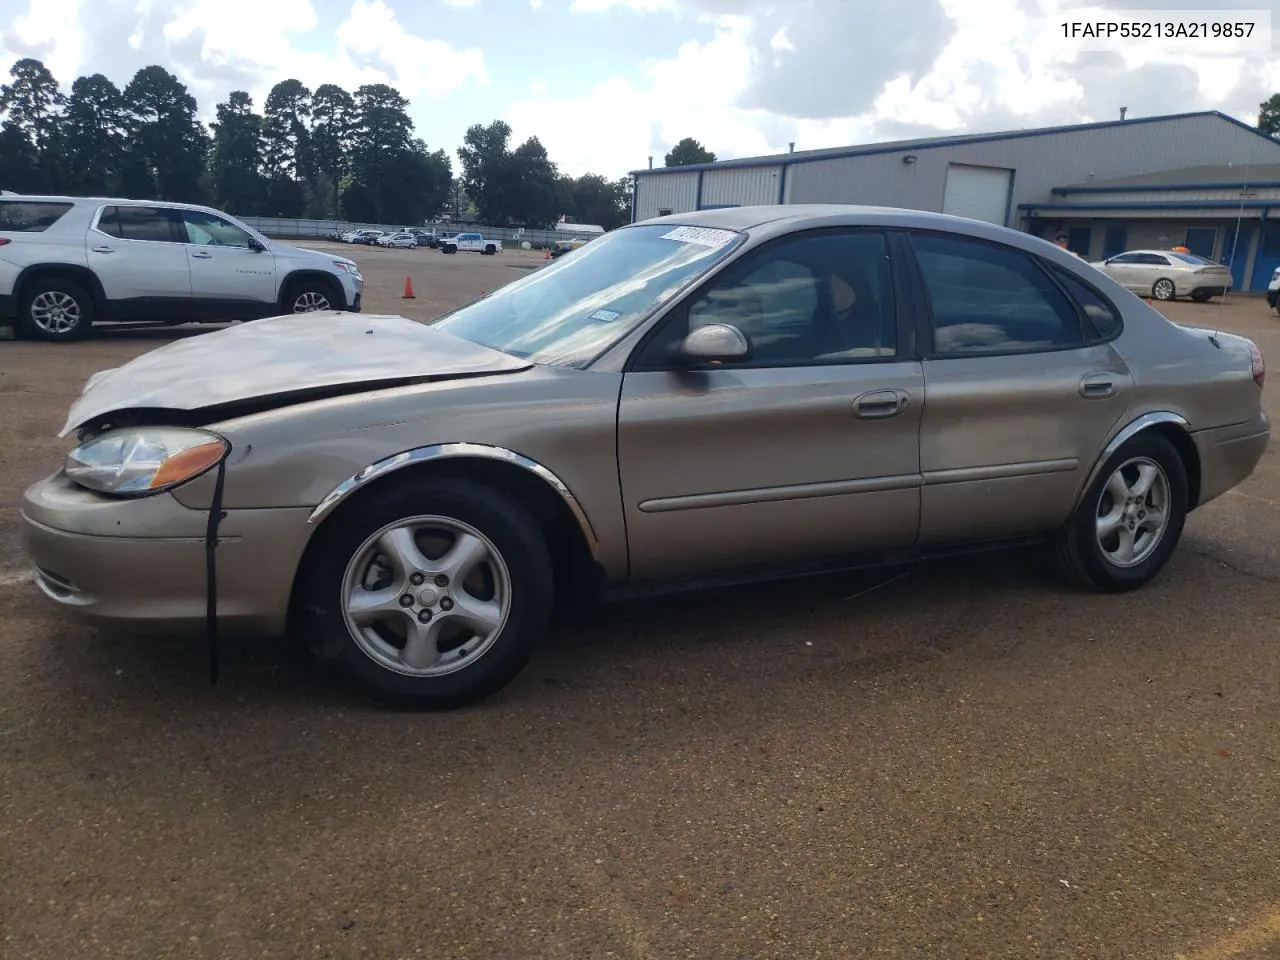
[0,196,364,341]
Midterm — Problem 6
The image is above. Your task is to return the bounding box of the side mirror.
[247,237,266,253]
[676,323,752,365]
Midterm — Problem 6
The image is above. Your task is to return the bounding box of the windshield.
[430,223,744,367]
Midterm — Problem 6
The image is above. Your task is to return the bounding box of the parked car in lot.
[1089,249,1232,302]
[0,195,364,341]
[21,205,1268,707]
[440,232,501,255]
[378,232,419,249]
[350,230,384,246]
[408,228,436,248]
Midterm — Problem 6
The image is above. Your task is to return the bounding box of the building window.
[657,208,673,217]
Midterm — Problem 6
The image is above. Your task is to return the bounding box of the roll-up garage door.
[941,164,1013,225]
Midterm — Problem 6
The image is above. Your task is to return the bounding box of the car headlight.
[333,260,362,279]
[65,427,230,497]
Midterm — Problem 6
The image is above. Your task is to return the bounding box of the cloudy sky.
[2,0,1279,179]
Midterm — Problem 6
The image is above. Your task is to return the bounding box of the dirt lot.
[2,244,1279,960]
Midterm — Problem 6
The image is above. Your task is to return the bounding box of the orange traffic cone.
[402,276,415,299]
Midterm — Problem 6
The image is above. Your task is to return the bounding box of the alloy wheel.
[30,291,82,335]
[341,516,512,678]
[1095,456,1171,568]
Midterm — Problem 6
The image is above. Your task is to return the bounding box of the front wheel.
[1152,278,1176,301]
[1055,432,1188,592]
[284,279,339,313]
[299,479,554,708]
[444,245,457,255]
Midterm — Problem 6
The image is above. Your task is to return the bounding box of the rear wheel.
[300,478,554,708]
[18,276,95,342]
[1055,432,1188,591]
[1190,290,1213,303]
[1152,278,1176,301]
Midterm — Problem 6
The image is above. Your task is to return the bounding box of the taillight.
[0,238,10,246]
[1250,340,1265,387]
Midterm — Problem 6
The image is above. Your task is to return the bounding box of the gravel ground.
[1,244,1279,960]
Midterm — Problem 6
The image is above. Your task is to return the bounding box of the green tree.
[664,136,715,166]
[457,120,513,223]
[122,65,208,202]
[560,172,630,230]
[262,78,311,194]
[61,74,128,195]
[346,84,415,220]
[0,122,41,192]
[373,139,452,223]
[310,83,355,212]
[505,136,560,226]
[1259,93,1280,139]
[0,58,66,191]
[209,90,266,214]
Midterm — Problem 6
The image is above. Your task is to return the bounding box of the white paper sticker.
[659,226,738,248]
[588,309,622,323]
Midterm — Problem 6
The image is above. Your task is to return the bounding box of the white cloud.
[443,0,481,7]
[530,0,543,7]
[511,0,1280,177]
[568,0,675,12]
[335,0,488,98]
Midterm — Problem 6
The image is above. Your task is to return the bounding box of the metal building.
[630,111,1280,290]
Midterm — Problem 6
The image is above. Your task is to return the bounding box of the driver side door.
[616,228,925,582]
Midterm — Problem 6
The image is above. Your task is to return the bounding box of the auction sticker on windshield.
[660,226,738,247]
[588,309,622,323]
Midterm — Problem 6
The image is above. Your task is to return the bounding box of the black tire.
[281,277,342,314]
[444,245,457,255]
[1151,278,1176,301]
[18,276,95,342]
[1055,431,1189,592]
[483,245,496,255]
[1190,291,1212,303]
[299,478,554,709]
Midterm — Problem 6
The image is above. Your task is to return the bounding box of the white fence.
[237,216,603,247]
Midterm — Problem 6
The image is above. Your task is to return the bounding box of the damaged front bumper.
[20,470,314,637]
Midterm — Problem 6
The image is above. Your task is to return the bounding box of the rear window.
[0,200,74,232]
[99,206,178,243]
[1168,251,1214,265]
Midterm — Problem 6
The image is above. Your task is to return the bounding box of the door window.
[645,231,898,367]
[1049,266,1121,341]
[1136,253,1171,266]
[909,232,1083,355]
[177,210,255,247]
[100,206,180,243]
[1105,252,1141,265]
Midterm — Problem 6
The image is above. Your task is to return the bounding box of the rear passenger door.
[88,205,193,309]
[904,231,1133,545]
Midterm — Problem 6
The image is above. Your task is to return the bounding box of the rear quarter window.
[0,201,74,232]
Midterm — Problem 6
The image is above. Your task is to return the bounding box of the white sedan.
[377,232,419,249]
[1089,249,1232,302]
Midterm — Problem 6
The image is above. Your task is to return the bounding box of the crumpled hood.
[60,311,531,437]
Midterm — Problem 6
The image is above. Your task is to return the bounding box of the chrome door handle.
[853,389,910,419]
[1079,374,1116,399]
[91,245,114,254]
[191,250,213,259]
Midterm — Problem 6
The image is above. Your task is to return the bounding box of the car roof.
[1,194,228,215]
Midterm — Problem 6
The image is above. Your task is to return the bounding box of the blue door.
[1185,226,1217,260]
[1067,226,1092,258]
[1221,224,1255,290]
[1248,223,1280,292]
[1103,224,1128,258]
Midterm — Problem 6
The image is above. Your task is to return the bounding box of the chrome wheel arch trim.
[1074,411,1191,511]
[306,442,600,555]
